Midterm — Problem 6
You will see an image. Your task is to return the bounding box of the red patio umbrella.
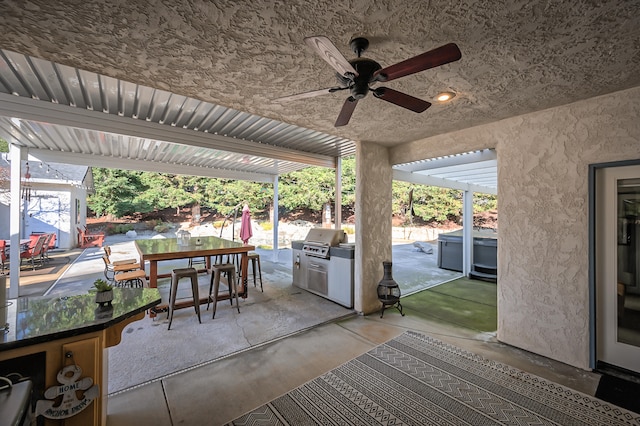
[240,204,253,244]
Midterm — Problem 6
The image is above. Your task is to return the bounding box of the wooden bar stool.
[114,269,146,288]
[207,263,239,319]
[247,252,263,292]
[168,267,202,330]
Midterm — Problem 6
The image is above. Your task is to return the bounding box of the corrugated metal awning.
[0,48,356,181]
[393,149,497,194]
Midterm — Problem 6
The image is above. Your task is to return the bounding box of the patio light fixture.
[436,91,456,102]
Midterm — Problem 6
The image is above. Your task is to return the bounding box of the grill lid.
[303,228,346,246]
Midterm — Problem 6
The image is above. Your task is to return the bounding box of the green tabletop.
[0,288,161,351]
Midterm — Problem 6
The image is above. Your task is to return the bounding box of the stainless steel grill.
[293,228,354,308]
[301,228,346,259]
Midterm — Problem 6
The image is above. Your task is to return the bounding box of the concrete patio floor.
[35,233,459,395]
[106,301,601,426]
[5,233,610,424]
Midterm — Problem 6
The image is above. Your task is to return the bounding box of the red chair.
[47,233,56,250]
[26,234,39,248]
[0,239,7,273]
[41,233,56,262]
[77,227,105,248]
[20,234,47,270]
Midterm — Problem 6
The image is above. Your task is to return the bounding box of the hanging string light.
[12,158,95,193]
[32,160,73,183]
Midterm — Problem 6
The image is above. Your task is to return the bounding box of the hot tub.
[437,231,497,280]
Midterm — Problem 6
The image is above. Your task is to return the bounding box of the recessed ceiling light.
[436,91,456,102]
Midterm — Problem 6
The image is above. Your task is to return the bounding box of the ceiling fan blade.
[374,43,461,82]
[304,36,359,78]
[273,87,342,103]
[373,87,431,113]
[335,97,358,127]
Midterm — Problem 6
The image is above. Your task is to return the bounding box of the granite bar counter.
[0,288,161,426]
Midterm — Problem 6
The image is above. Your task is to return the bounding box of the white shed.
[0,152,93,250]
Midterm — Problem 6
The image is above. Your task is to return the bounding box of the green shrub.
[114,224,134,234]
[104,223,117,235]
[103,223,134,235]
[146,219,160,229]
[260,221,273,231]
[154,223,170,233]
[213,220,225,229]
[343,226,355,235]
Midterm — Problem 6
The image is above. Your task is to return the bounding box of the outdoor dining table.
[3,239,31,259]
[4,239,31,248]
[135,236,255,314]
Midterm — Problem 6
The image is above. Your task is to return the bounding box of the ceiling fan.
[275,36,462,127]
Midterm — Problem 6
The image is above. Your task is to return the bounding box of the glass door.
[596,164,640,373]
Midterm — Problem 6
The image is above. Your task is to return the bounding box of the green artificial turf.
[401,277,497,333]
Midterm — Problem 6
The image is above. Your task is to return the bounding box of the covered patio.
[1,0,639,410]
[0,47,493,304]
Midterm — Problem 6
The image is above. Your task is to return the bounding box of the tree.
[88,169,148,217]
[86,154,496,225]
[137,173,209,214]
[393,181,463,223]
[474,193,498,213]
[279,167,334,211]
[339,156,356,206]
[277,156,356,212]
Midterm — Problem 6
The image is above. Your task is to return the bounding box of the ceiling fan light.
[436,91,456,102]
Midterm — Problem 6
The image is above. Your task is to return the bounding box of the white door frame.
[590,160,640,373]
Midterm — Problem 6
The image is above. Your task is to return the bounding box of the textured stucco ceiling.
[0,0,639,147]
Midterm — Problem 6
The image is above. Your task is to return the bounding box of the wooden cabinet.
[61,337,102,426]
[0,321,138,426]
[0,288,160,425]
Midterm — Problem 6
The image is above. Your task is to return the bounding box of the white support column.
[462,190,473,276]
[272,175,279,263]
[335,157,342,229]
[9,145,23,298]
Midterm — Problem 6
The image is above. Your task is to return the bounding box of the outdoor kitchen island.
[0,288,161,426]
[292,229,355,308]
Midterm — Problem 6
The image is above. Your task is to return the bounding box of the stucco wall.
[390,86,640,369]
[497,87,640,369]
[355,141,393,314]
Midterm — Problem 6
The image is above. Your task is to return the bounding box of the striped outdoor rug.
[229,331,640,425]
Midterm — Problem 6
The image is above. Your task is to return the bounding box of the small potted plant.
[93,279,114,307]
